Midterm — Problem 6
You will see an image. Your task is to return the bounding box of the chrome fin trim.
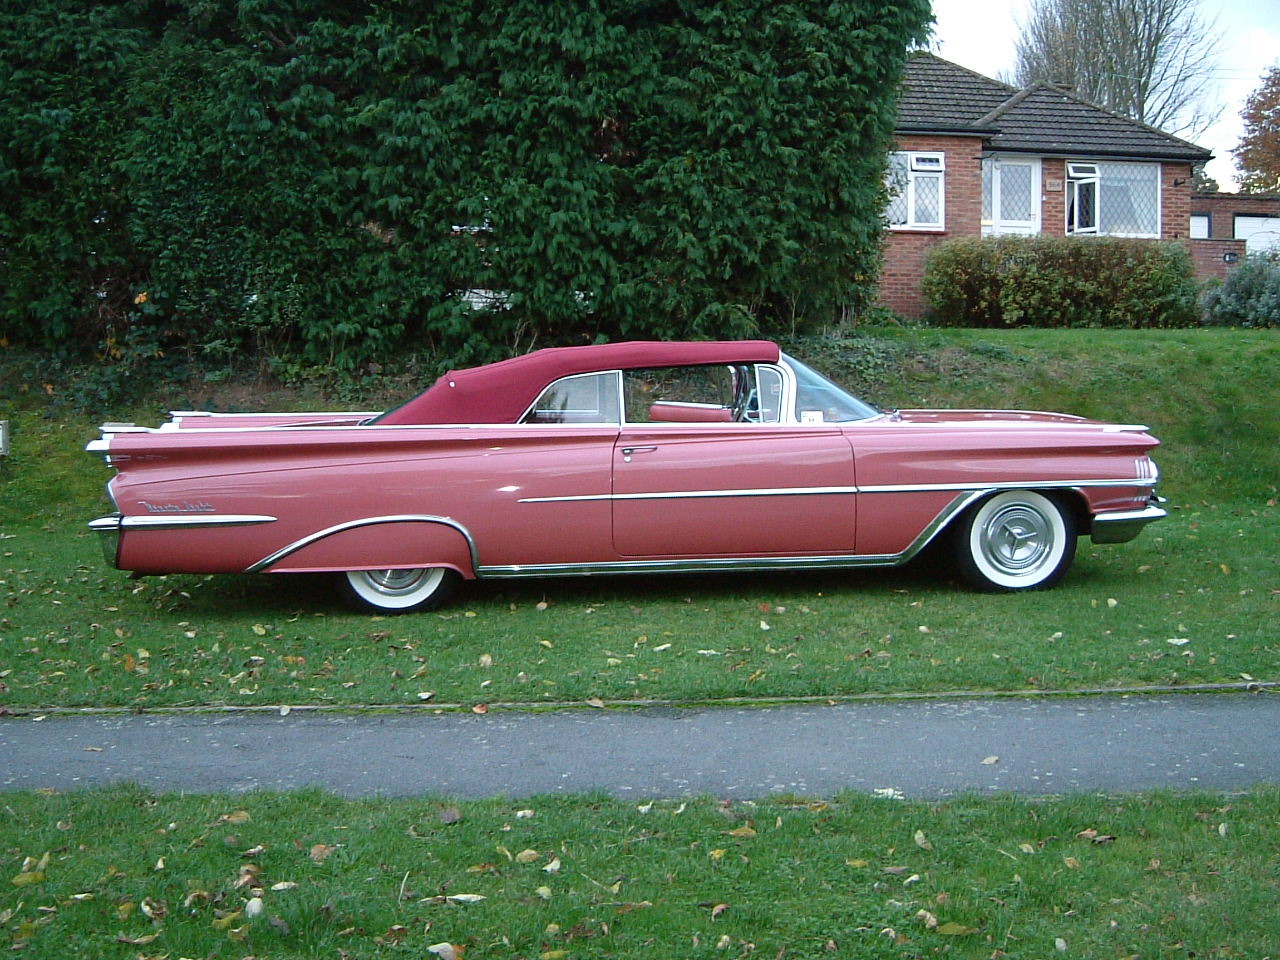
[247,515,479,574]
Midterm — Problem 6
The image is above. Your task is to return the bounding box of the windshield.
[783,354,881,423]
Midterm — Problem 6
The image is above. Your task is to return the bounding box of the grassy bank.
[1,330,1276,710]
[3,784,1278,958]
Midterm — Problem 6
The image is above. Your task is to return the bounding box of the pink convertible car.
[88,340,1164,612]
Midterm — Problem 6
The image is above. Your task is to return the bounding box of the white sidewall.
[967,491,1068,589]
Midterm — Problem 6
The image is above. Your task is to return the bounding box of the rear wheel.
[954,491,1076,591]
[340,567,459,613]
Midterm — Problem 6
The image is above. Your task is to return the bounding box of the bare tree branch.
[1013,0,1221,138]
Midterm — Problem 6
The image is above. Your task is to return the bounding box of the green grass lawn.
[3,785,1279,958]
[1,329,1277,711]
[3,331,1278,959]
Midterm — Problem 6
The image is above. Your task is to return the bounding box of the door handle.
[621,445,657,462]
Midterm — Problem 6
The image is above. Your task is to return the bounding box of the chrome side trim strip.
[858,477,1157,495]
[520,485,859,504]
[119,514,278,531]
[247,514,479,574]
[480,493,983,579]
[519,477,1156,505]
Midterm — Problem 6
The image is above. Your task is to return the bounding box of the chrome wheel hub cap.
[366,568,433,596]
[981,505,1052,574]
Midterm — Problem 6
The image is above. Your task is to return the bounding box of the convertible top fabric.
[377,340,781,425]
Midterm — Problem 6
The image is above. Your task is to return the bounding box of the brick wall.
[1188,238,1248,281]
[1041,157,1066,234]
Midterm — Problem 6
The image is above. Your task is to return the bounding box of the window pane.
[886,154,908,225]
[999,164,1033,221]
[1069,180,1097,233]
[624,366,735,423]
[981,159,994,220]
[523,372,619,424]
[754,366,784,424]
[914,175,940,225]
[1098,162,1159,236]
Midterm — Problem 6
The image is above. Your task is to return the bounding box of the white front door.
[982,157,1041,236]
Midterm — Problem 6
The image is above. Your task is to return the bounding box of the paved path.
[3,693,1277,799]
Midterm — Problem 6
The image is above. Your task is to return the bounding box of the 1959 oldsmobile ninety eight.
[88,340,1165,612]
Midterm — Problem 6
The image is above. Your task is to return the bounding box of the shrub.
[1200,254,1280,327]
[921,236,1200,328]
[1,0,931,374]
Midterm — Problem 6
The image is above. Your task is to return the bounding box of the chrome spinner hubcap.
[980,504,1053,575]
[366,568,434,596]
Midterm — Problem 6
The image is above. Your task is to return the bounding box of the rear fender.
[251,516,478,577]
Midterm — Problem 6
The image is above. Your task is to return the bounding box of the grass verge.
[3,785,1279,959]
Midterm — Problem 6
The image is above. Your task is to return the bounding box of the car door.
[611,364,857,558]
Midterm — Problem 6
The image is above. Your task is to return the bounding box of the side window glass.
[752,365,784,424]
[624,366,738,423]
[521,372,620,424]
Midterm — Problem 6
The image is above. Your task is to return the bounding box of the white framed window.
[1190,214,1210,239]
[1066,160,1160,238]
[1066,161,1099,235]
[887,151,945,231]
[981,156,1041,235]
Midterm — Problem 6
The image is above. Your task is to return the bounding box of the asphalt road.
[3,692,1277,799]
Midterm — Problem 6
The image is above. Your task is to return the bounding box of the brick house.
[880,53,1235,319]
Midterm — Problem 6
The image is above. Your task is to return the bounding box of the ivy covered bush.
[1201,254,1280,328]
[1,0,929,376]
[921,236,1200,328]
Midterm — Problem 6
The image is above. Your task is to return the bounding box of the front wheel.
[953,491,1076,591]
[340,567,460,613]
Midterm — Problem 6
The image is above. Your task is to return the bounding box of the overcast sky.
[928,0,1280,190]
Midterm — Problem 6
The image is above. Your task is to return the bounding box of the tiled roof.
[898,52,1210,163]
[897,52,1015,129]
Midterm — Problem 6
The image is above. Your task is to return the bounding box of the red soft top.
[377,340,781,425]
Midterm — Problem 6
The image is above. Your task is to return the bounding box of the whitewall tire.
[341,567,459,613]
[954,491,1076,591]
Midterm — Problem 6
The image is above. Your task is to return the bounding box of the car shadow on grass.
[132,557,967,619]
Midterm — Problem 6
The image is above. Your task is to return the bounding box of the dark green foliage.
[921,235,1200,328]
[1,0,930,374]
[1200,254,1280,328]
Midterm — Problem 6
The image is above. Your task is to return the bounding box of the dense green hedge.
[1,0,929,373]
[921,235,1200,328]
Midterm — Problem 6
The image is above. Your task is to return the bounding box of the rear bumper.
[88,514,123,567]
[1090,503,1167,544]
